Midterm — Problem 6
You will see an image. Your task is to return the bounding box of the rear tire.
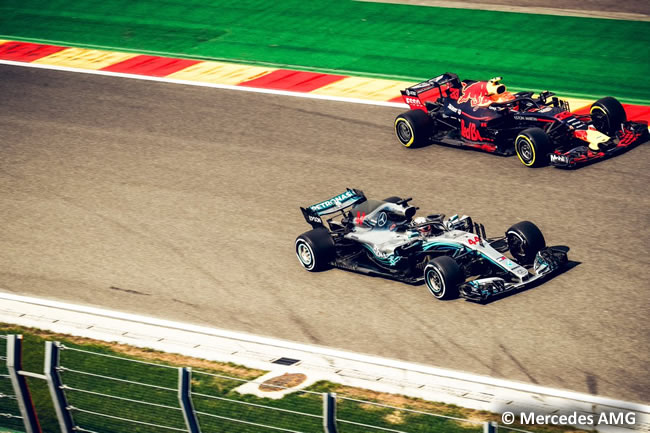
[424,256,463,300]
[515,128,551,167]
[395,109,433,148]
[590,97,626,136]
[295,228,335,272]
[506,221,546,265]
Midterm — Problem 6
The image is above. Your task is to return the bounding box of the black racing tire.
[295,228,335,272]
[590,96,626,136]
[394,109,433,148]
[423,256,463,300]
[506,221,546,265]
[515,128,551,167]
[382,196,403,203]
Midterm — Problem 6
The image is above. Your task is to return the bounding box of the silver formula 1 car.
[296,189,567,301]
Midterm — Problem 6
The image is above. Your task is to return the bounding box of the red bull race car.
[394,73,648,167]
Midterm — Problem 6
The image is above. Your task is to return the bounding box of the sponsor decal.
[377,212,388,227]
[467,236,481,245]
[568,119,584,128]
[310,190,356,212]
[460,119,485,141]
[497,256,517,268]
[457,81,492,107]
[404,96,422,106]
[308,215,322,224]
[514,115,537,121]
[447,103,461,115]
[550,154,569,164]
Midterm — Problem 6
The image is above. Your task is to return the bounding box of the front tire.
[394,109,433,148]
[515,128,551,167]
[295,228,335,272]
[506,221,546,265]
[424,256,463,300]
[590,97,626,136]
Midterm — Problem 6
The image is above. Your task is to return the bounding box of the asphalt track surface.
[1,64,649,404]
[367,0,650,19]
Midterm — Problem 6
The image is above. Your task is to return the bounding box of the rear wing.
[401,72,461,111]
[300,188,366,228]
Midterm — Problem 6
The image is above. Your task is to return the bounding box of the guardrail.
[1,334,513,433]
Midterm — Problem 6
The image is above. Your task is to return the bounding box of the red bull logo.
[461,119,484,141]
[457,81,492,107]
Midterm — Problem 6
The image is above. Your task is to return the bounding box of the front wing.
[459,247,568,301]
[549,121,649,167]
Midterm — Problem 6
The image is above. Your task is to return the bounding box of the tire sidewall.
[395,117,416,147]
[515,134,536,166]
[295,238,317,271]
[425,264,446,299]
[515,128,550,168]
[590,97,625,136]
[506,230,528,263]
[506,221,545,265]
[424,256,462,300]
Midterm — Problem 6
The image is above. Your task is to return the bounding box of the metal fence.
[1,334,527,433]
[0,335,26,432]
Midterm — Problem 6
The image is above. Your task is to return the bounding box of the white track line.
[0,59,407,108]
[1,291,648,414]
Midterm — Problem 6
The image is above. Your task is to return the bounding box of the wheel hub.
[397,121,412,143]
[298,244,312,266]
[518,140,532,161]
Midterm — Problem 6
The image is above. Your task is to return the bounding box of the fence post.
[6,334,42,433]
[178,367,201,433]
[484,421,498,432]
[322,392,339,433]
[44,341,74,433]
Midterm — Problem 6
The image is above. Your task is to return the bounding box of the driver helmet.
[413,216,431,235]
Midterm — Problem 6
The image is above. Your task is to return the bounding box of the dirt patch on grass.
[330,384,586,433]
[259,373,307,392]
[385,409,406,424]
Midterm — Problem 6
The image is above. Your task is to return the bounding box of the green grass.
[1,0,649,104]
[0,325,586,433]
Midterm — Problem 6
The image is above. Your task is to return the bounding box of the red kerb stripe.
[0,42,67,62]
[101,55,200,76]
[238,69,345,92]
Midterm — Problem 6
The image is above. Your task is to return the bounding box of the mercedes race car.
[394,73,648,167]
[296,189,568,301]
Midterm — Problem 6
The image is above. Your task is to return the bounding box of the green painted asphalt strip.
[1,0,649,104]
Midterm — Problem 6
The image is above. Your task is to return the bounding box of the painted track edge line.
[0,59,407,109]
[1,291,648,413]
